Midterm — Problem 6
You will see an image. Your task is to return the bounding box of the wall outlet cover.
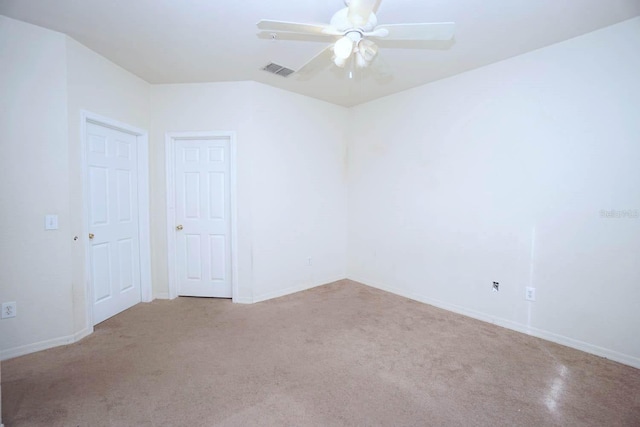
[2,301,17,319]
[525,287,536,301]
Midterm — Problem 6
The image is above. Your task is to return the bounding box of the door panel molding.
[81,111,152,330]
[165,131,239,301]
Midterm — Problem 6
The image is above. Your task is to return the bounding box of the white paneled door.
[175,138,232,297]
[87,122,142,324]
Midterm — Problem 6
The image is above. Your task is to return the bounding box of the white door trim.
[166,131,239,301]
[81,110,152,330]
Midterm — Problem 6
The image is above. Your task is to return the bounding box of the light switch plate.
[45,214,58,230]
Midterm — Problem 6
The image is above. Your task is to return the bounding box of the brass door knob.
[176,225,184,231]
[89,233,95,240]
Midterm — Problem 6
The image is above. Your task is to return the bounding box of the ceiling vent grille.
[261,62,295,78]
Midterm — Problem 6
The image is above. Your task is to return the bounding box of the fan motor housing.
[330,7,377,32]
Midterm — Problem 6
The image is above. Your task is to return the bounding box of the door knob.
[89,233,95,240]
[176,225,184,231]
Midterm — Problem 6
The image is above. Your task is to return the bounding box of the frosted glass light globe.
[334,36,354,60]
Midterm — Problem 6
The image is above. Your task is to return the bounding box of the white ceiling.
[1,0,639,107]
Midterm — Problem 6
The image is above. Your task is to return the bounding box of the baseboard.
[232,296,253,304]
[1,325,93,362]
[73,326,93,342]
[154,292,170,300]
[1,334,75,361]
[252,284,315,304]
[252,276,346,304]
[349,276,640,370]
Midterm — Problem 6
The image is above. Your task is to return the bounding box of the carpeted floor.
[2,280,640,426]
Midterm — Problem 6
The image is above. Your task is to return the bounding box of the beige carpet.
[3,280,640,426]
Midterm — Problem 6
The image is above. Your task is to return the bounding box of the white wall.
[150,82,348,302]
[348,17,640,367]
[0,16,73,357]
[66,37,151,334]
[0,16,150,359]
[247,83,348,300]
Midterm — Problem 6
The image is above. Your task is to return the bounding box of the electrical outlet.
[492,281,500,292]
[2,301,17,319]
[525,287,536,301]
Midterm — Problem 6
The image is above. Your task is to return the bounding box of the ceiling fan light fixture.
[334,36,354,60]
[358,39,378,62]
[333,56,347,68]
[257,0,456,79]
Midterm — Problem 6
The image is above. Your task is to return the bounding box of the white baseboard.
[349,276,640,370]
[2,334,73,361]
[154,292,170,300]
[252,283,317,304]
[252,276,346,304]
[1,326,93,362]
[73,326,93,342]
[232,296,253,304]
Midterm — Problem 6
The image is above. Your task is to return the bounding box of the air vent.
[261,62,295,78]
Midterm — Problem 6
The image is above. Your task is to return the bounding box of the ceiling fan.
[257,0,455,76]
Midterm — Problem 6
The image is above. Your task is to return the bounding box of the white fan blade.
[373,22,455,41]
[363,28,389,38]
[257,20,339,36]
[347,0,376,27]
[295,46,334,80]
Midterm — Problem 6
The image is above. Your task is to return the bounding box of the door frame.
[165,131,239,301]
[81,110,153,328]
